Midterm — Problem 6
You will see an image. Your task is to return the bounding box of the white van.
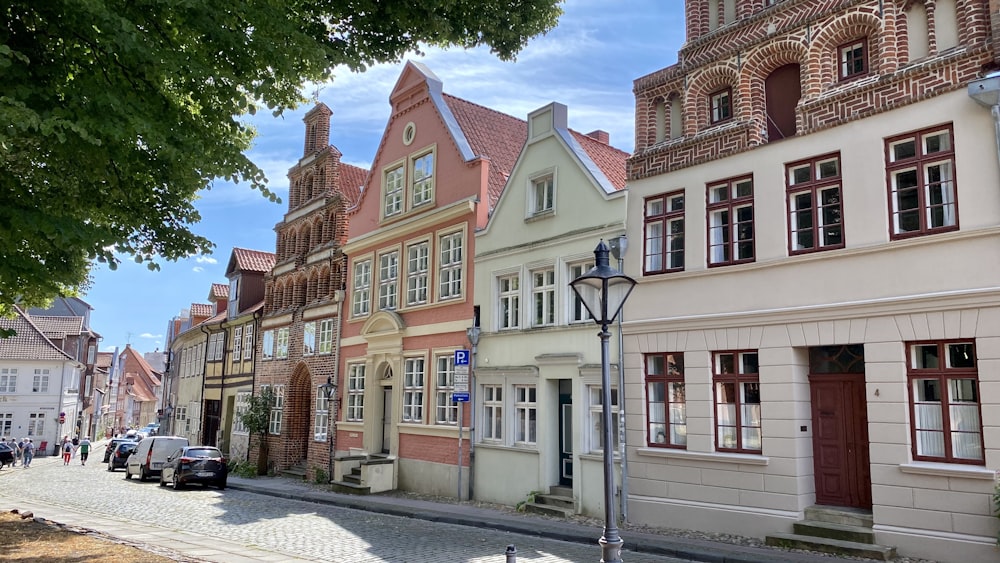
[125,436,189,481]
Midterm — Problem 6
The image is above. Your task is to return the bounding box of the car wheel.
[107,463,113,472]
[124,467,132,480]
[172,473,182,490]
[217,480,226,490]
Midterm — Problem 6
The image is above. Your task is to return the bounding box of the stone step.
[549,485,572,497]
[793,520,876,544]
[765,533,896,560]
[343,473,362,485]
[804,505,873,528]
[533,492,574,510]
[329,480,371,495]
[524,502,574,518]
[280,465,307,480]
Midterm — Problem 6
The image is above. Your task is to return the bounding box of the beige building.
[623,1,1000,561]
[472,102,628,516]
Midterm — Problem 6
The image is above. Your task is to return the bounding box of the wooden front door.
[558,381,573,487]
[809,348,871,508]
[381,387,393,455]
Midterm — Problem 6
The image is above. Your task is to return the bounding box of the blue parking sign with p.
[455,349,470,366]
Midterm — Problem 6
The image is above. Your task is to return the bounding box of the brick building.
[335,62,526,496]
[254,103,367,477]
[623,1,1000,561]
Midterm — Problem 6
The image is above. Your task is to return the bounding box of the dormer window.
[383,165,404,217]
[228,277,239,318]
[839,39,868,81]
[710,88,732,124]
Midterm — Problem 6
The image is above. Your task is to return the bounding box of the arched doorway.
[288,363,313,466]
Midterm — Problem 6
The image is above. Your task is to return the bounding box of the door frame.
[809,372,872,508]
[558,383,573,487]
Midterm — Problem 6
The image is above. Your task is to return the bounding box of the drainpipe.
[968,74,1000,170]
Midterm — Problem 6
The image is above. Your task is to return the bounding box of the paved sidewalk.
[226,475,868,563]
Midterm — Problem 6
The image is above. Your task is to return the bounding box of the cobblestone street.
[0,446,691,562]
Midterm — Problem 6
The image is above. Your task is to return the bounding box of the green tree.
[239,387,276,476]
[0,0,562,314]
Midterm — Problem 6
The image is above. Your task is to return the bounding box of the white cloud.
[192,266,204,273]
[195,256,218,264]
[139,333,162,339]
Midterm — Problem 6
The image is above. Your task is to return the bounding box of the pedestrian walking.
[62,439,73,465]
[15,438,24,467]
[79,436,91,466]
[10,439,20,467]
[22,438,33,468]
[71,435,79,459]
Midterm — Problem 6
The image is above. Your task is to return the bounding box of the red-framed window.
[713,350,761,453]
[643,191,685,275]
[907,340,984,464]
[885,124,958,239]
[786,153,844,254]
[709,88,732,124]
[838,39,868,81]
[645,352,686,448]
[707,176,754,267]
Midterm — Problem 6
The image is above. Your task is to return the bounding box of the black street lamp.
[570,240,636,563]
[318,376,336,483]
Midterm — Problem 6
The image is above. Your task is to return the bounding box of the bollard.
[505,544,517,563]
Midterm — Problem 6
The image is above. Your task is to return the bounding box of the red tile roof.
[443,94,527,209]
[189,303,215,318]
[210,283,229,301]
[339,163,368,208]
[0,307,75,361]
[231,247,276,273]
[570,131,630,191]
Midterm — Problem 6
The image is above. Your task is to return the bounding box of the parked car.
[0,443,13,469]
[103,437,136,463]
[141,423,160,436]
[106,441,137,471]
[125,436,189,481]
[159,446,227,490]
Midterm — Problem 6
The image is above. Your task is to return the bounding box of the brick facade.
[631,0,996,179]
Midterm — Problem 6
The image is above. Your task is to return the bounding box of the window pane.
[947,344,975,369]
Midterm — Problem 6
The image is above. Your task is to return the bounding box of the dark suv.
[107,441,136,471]
[103,438,135,463]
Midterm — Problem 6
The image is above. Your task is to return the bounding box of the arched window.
[935,0,959,51]
[668,95,682,140]
[655,98,666,143]
[906,2,929,61]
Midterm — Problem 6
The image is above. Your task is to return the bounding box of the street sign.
[455,349,470,366]
[453,392,470,402]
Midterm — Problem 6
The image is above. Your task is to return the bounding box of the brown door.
[810,373,871,508]
[765,64,801,141]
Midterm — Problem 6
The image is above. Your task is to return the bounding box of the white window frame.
[588,385,620,453]
[28,413,44,436]
[268,385,286,435]
[435,354,457,425]
[531,267,555,327]
[243,324,254,360]
[514,385,537,446]
[262,330,274,360]
[402,357,425,423]
[318,319,334,355]
[233,326,242,359]
[233,392,250,434]
[352,259,372,317]
[275,327,289,359]
[568,260,595,323]
[383,164,404,218]
[498,273,520,330]
[229,277,240,318]
[482,385,503,442]
[32,369,49,393]
[303,321,316,356]
[0,368,15,393]
[438,231,463,300]
[378,250,399,311]
[346,364,366,422]
[406,241,429,306]
[314,387,330,442]
[411,152,435,207]
[530,174,555,215]
[0,413,11,437]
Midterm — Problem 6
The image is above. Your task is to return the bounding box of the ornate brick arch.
[740,38,808,142]
[806,10,885,93]
[284,362,314,466]
[684,62,739,134]
[311,215,324,247]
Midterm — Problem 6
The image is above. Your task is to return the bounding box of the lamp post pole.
[570,240,635,563]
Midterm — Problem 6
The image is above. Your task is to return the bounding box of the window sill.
[636,447,769,466]
[476,442,539,454]
[525,210,554,223]
[898,462,995,480]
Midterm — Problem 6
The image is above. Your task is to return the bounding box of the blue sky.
[83,0,685,354]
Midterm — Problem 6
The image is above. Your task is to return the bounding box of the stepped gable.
[0,307,75,361]
[569,130,629,191]
[442,93,527,209]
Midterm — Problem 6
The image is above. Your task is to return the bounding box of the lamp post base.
[599,535,623,563]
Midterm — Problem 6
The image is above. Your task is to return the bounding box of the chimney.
[585,130,610,144]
